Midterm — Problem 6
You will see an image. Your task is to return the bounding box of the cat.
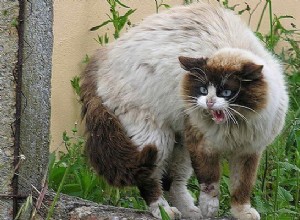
[80,1,288,220]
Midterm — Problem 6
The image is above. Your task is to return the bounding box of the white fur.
[231,204,261,220]
[198,192,219,218]
[168,183,201,218]
[198,182,220,218]
[93,1,288,219]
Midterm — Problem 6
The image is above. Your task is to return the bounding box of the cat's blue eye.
[221,89,232,97]
[200,86,208,95]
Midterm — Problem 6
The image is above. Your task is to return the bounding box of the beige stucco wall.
[50,0,300,151]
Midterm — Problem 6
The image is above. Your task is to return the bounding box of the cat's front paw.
[149,197,182,219]
[180,205,202,219]
[231,204,260,220]
[198,192,219,218]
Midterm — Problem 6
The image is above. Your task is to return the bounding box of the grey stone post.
[0,0,53,218]
[18,0,53,196]
[0,1,19,219]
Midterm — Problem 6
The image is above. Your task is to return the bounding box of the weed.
[154,0,170,13]
[11,17,18,28]
[90,0,135,40]
[70,76,80,97]
[159,205,171,220]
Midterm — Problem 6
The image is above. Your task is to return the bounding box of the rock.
[36,191,233,220]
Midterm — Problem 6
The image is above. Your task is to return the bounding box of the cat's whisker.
[225,70,237,80]
[228,109,239,127]
[223,109,231,124]
[190,67,208,81]
[228,83,241,102]
[183,98,198,104]
[225,108,239,126]
[229,104,262,118]
[228,107,249,124]
[221,70,237,87]
[179,107,198,117]
[182,104,199,115]
[179,94,198,101]
[184,106,199,114]
[184,102,198,108]
[223,109,230,130]
[223,109,230,124]
[187,71,206,83]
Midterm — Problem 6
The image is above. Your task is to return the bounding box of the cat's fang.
[211,110,225,123]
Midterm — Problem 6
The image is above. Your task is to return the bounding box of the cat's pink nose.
[206,100,215,108]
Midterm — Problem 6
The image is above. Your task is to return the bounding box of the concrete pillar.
[0,0,53,218]
[18,0,53,196]
[0,1,19,219]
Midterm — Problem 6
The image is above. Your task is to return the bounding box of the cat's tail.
[80,49,158,187]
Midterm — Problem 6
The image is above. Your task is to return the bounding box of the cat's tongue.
[211,110,225,124]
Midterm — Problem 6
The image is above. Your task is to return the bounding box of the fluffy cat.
[80,1,288,220]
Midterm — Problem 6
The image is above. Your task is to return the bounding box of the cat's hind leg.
[165,138,202,219]
[136,137,181,219]
[119,111,181,219]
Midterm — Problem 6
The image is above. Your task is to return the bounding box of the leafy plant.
[159,206,171,220]
[70,76,81,97]
[90,0,135,40]
[94,33,109,46]
[154,0,170,13]
[183,0,200,5]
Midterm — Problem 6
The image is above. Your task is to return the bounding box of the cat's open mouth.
[210,110,225,124]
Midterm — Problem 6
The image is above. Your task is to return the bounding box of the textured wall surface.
[18,0,53,196]
[0,0,19,219]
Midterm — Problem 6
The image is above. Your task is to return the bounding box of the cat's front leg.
[185,124,221,218]
[193,148,221,218]
[229,153,261,220]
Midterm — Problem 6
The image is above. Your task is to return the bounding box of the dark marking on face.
[179,56,268,114]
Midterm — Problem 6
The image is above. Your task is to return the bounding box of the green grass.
[49,0,300,219]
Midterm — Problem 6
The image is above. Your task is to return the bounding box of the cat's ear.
[178,56,207,71]
[241,63,264,80]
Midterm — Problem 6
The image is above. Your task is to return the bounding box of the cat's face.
[179,52,268,125]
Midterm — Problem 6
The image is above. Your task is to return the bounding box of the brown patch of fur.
[230,153,261,206]
[137,175,162,205]
[138,180,162,205]
[184,119,221,185]
[80,48,158,189]
[200,183,219,197]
